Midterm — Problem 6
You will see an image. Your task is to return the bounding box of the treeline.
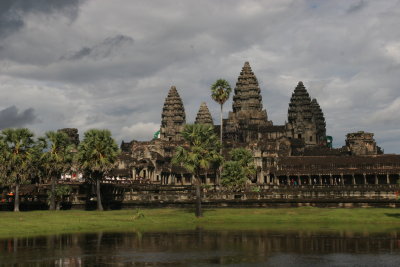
[0,128,119,212]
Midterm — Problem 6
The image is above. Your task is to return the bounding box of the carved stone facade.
[346,131,380,156]
[116,62,399,186]
[195,102,213,125]
[160,86,186,142]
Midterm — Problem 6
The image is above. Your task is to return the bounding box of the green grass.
[2,207,400,239]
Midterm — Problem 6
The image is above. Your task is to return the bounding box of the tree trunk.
[50,175,56,210]
[14,182,20,212]
[220,104,223,153]
[195,177,202,218]
[217,104,223,185]
[96,178,103,211]
[56,201,61,210]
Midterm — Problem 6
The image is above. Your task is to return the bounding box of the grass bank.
[2,207,400,238]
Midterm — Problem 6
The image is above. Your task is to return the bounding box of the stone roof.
[288,81,313,123]
[161,86,186,128]
[195,102,213,125]
[311,98,326,136]
[226,62,271,128]
[232,61,264,113]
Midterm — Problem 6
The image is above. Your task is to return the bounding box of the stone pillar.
[341,173,344,185]
[297,176,301,186]
[363,173,367,185]
[258,169,264,184]
[387,173,390,184]
[132,168,136,180]
[206,173,210,184]
[329,174,333,185]
[308,176,312,185]
[352,174,356,185]
[319,175,322,185]
[375,174,378,185]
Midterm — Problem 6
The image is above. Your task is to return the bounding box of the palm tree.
[172,124,222,217]
[76,129,119,211]
[0,128,36,212]
[211,79,232,151]
[41,131,75,210]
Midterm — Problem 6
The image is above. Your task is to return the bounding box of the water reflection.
[1,229,400,266]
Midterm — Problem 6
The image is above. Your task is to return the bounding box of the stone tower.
[286,81,318,146]
[195,102,213,125]
[229,61,270,125]
[160,86,186,141]
[310,98,326,144]
[225,62,272,142]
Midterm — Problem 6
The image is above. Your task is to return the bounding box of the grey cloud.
[0,105,38,129]
[0,0,83,38]
[1,0,400,153]
[60,35,134,61]
[347,0,367,13]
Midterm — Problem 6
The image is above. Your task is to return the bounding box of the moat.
[1,229,399,266]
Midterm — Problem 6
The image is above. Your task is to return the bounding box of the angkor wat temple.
[116,62,400,186]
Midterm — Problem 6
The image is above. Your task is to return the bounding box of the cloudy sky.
[0,0,399,152]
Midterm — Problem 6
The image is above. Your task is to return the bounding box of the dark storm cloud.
[1,0,400,152]
[347,0,367,13]
[0,105,38,129]
[60,35,134,61]
[0,0,83,38]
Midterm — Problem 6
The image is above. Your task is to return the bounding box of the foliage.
[76,129,119,210]
[250,185,261,192]
[221,148,256,189]
[172,124,222,217]
[0,128,35,184]
[47,185,72,200]
[172,124,222,177]
[41,131,75,179]
[41,131,75,210]
[47,185,72,210]
[211,79,232,105]
[77,129,119,177]
[0,128,36,211]
[221,161,247,189]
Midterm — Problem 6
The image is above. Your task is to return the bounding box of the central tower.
[225,62,272,142]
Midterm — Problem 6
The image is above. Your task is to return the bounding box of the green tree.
[221,148,256,190]
[77,129,119,211]
[211,79,232,151]
[47,184,71,210]
[0,128,36,212]
[41,131,75,210]
[172,124,222,217]
[221,161,247,189]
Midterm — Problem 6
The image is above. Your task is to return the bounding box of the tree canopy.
[0,128,36,211]
[172,124,222,217]
[76,129,119,210]
[221,148,256,190]
[41,131,75,210]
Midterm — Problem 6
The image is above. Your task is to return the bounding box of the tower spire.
[232,61,264,113]
[226,61,271,128]
[160,86,186,141]
[195,102,213,125]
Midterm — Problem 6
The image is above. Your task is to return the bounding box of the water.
[1,229,400,266]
